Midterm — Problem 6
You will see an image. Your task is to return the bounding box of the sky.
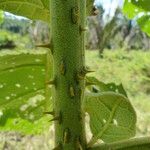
[95,0,124,17]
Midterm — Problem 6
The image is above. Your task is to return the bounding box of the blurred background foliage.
[0,0,150,149]
[0,1,150,53]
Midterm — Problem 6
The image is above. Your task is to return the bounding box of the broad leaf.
[0,10,3,24]
[123,0,150,36]
[130,0,150,12]
[0,0,50,22]
[84,92,136,145]
[123,0,149,19]
[86,76,127,97]
[0,0,93,23]
[0,50,52,126]
[137,14,150,36]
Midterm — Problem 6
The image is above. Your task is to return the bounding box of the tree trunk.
[50,0,87,149]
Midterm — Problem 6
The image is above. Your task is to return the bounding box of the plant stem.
[50,0,87,149]
[88,136,150,150]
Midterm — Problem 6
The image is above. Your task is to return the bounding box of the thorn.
[83,67,95,74]
[53,143,62,150]
[43,111,55,116]
[92,6,99,16]
[77,73,85,81]
[46,79,55,85]
[49,116,59,122]
[63,128,70,144]
[78,111,83,121]
[71,6,79,24]
[79,26,88,33]
[86,70,95,73]
[76,137,83,150]
[85,81,93,86]
[36,43,51,49]
[60,60,65,75]
[49,112,62,124]
[70,86,75,98]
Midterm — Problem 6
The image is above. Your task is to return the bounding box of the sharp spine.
[70,86,75,98]
[43,111,55,116]
[53,143,62,150]
[60,60,65,75]
[36,43,51,49]
[63,128,70,143]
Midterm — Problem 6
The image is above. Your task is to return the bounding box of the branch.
[88,136,150,150]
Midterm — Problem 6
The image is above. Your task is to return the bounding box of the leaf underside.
[0,50,52,128]
[0,0,94,22]
[86,76,127,97]
[84,92,136,144]
[0,0,50,22]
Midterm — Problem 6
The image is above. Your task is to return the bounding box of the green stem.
[88,136,150,150]
[50,0,87,149]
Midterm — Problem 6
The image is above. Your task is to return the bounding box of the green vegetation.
[0,0,149,149]
[86,50,150,136]
[123,0,150,36]
[0,49,149,149]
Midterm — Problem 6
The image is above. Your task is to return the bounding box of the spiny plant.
[0,0,149,149]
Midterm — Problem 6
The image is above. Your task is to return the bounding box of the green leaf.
[0,50,52,126]
[0,0,93,22]
[0,10,4,24]
[130,0,150,12]
[123,0,150,36]
[123,0,150,19]
[89,136,150,150]
[137,14,150,36]
[86,76,127,97]
[0,0,50,22]
[84,92,136,146]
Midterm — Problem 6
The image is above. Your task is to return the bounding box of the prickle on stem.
[71,6,79,24]
[35,43,51,49]
[49,112,62,124]
[46,79,55,85]
[43,111,55,116]
[79,26,88,33]
[53,143,62,150]
[76,137,83,150]
[70,86,75,98]
[60,60,65,75]
[63,128,70,144]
